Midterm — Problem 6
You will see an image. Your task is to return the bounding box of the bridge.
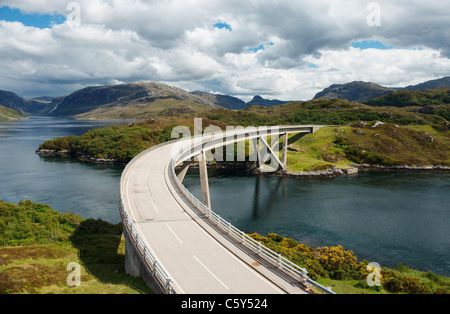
[118,123,335,294]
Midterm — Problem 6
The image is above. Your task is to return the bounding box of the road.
[121,141,309,294]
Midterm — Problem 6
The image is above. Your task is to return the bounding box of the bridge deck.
[122,143,309,294]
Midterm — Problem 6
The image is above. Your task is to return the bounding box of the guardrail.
[119,125,335,295]
[119,139,180,294]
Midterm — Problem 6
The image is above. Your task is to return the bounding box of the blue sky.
[351,40,393,50]
[213,22,232,31]
[0,6,65,28]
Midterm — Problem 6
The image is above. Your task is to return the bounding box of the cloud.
[0,0,449,100]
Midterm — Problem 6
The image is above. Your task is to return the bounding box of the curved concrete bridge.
[119,124,334,294]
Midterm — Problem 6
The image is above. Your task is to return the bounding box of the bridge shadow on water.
[251,175,287,220]
[69,218,153,293]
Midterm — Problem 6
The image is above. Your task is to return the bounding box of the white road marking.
[194,256,229,290]
[146,166,160,213]
[166,223,183,245]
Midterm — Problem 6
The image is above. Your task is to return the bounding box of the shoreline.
[36,149,450,177]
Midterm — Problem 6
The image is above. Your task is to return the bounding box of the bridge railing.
[119,139,181,294]
[120,126,335,295]
[169,128,314,284]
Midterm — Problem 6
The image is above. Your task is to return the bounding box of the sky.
[1,0,450,101]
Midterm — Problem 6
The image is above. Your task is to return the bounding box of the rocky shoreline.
[36,149,449,178]
[35,149,127,164]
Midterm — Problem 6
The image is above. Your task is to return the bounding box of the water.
[0,116,127,223]
[183,168,450,276]
[1,117,449,276]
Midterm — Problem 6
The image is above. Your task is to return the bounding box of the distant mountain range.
[313,76,450,103]
[1,76,450,119]
[0,82,292,119]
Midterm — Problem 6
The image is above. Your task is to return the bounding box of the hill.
[246,95,290,107]
[313,76,450,104]
[191,91,248,110]
[364,88,450,121]
[204,98,446,127]
[0,105,26,119]
[403,76,450,91]
[37,97,448,167]
[313,81,397,103]
[47,82,224,119]
[0,90,54,115]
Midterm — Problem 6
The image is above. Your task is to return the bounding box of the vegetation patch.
[335,121,450,167]
[0,105,26,119]
[0,200,151,294]
[249,233,450,294]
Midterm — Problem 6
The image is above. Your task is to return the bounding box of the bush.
[0,200,82,246]
[248,233,368,281]
[382,271,433,294]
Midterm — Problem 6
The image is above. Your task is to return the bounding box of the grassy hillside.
[364,88,450,121]
[0,200,151,294]
[37,117,228,162]
[204,99,446,126]
[37,98,449,169]
[282,122,449,172]
[0,105,26,119]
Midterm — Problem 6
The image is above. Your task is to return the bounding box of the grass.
[0,200,152,294]
[282,122,450,172]
[285,127,354,172]
[0,105,26,120]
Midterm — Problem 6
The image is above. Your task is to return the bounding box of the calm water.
[1,117,449,276]
[183,168,450,276]
[0,116,127,223]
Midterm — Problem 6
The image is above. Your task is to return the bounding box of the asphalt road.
[122,137,310,294]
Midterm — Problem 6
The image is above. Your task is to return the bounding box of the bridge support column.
[252,137,263,169]
[259,136,286,172]
[282,132,288,168]
[177,160,191,183]
[123,228,164,294]
[198,150,211,209]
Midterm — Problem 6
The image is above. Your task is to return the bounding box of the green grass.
[0,200,152,294]
[283,122,450,172]
[285,127,353,172]
[0,105,26,119]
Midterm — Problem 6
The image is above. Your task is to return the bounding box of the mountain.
[246,95,290,107]
[0,90,55,115]
[191,91,248,110]
[314,77,450,104]
[403,76,450,91]
[48,82,223,119]
[314,81,397,103]
[0,90,36,115]
[46,82,291,118]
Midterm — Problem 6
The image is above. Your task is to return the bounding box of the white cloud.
[0,0,450,100]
